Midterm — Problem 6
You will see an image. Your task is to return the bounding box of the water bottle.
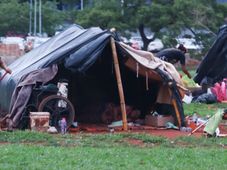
[180,127,192,132]
[60,117,67,134]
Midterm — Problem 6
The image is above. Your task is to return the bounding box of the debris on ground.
[204,109,225,137]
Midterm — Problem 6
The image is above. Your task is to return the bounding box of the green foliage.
[75,0,126,30]
[41,1,66,35]
[76,8,124,30]
[0,0,226,52]
[73,0,227,51]
[0,0,29,36]
[169,0,224,52]
[0,0,66,36]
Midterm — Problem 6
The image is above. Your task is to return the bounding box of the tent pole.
[168,88,182,127]
[110,38,128,131]
[172,98,182,127]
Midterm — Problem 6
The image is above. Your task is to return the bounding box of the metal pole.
[81,0,83,10]
[34,0,37,36]
[39,0,42,35]
[121,0,124,15]
[29,0,33,35]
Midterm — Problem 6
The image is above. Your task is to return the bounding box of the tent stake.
[110,38,128,131]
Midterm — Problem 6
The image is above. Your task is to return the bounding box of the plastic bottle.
[180,127,192,132]
[60,117,67,134]
[192,113,198,124]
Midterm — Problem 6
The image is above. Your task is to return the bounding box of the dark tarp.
[194,25,227,85]
[0,25,111,113]
[0,25,186,127]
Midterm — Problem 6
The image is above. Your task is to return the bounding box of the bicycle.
[20,83,75,132]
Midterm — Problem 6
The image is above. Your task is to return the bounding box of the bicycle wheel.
[38,95,75,131]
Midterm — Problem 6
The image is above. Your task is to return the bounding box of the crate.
[145,115,174,127]
[30,112,50,132]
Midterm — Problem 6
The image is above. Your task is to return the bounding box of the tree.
[74,0,227,52]
[0,0,29,36]
[75,0,125,30]
[40,1,67,35]
[169,0,226,51]
[0,0,67,36]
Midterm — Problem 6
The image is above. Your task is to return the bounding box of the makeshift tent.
[0,25,186,129]
[194,25,227,85]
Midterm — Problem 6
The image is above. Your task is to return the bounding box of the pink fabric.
[211,81,227,102]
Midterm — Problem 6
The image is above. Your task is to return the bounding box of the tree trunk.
[138,24,155,51]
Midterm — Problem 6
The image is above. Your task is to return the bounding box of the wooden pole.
[110,38,128,131]
[172,98,182,127]
[168,88,182,127]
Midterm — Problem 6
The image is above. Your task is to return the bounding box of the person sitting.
[0,57,12,74]
[155,44,192,79]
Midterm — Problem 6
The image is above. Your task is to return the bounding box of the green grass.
[2,68,227,169]
[184,103,227,117]
[178,69,199,88]
[1,131,227,169]
[1,144,227,170]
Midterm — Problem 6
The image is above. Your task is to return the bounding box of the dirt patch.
[0,142,10,145]
[69,123,205,139]
[124,138,146,147]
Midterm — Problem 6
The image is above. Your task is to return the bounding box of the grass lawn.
[0,101,227,170]
[1,69,227,169]
[1,128,227,170]
[184,103,227,117]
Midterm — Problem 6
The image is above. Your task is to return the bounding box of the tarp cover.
[194,25,227,85]
[0,25,111,112]
[0,25,185,127]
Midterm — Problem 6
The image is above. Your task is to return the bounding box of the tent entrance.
[52,54,162,126]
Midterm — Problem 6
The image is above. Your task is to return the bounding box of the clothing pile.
[192,78,227,104]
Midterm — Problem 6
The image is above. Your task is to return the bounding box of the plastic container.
[60,117,67,134]
[180,127,192,132]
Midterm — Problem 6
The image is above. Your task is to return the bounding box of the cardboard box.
[145,115,174,127]
[30,112,50,132]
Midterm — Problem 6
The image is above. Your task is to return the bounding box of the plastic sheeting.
[194,25,227,85]
[0,25,111,112]
[0,25,185,126]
